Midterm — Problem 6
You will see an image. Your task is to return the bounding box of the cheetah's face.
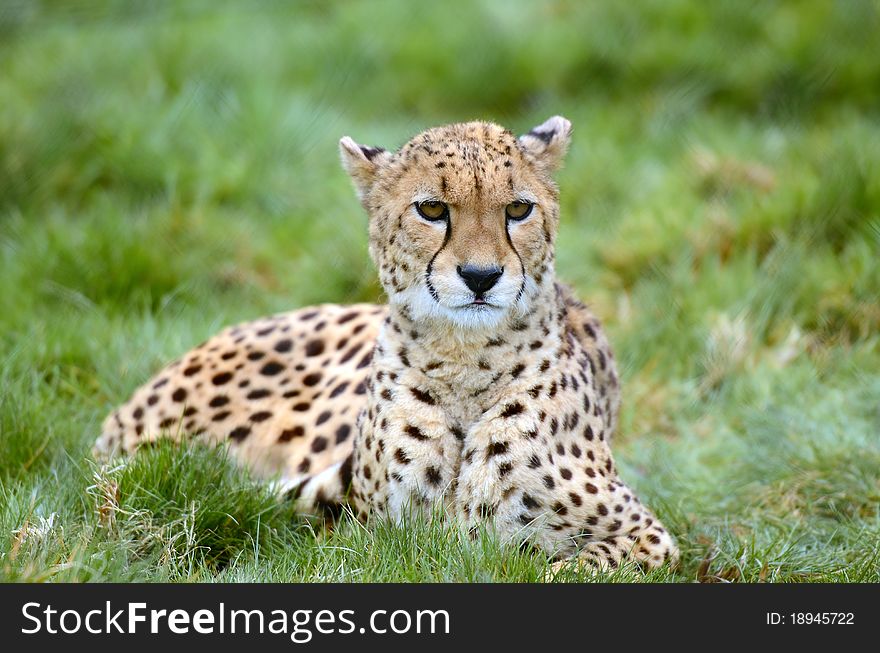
[340,117,572,330]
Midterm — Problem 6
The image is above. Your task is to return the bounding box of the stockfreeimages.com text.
[21,601,450,643]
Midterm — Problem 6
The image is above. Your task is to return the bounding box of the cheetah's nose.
[457,265,503,295]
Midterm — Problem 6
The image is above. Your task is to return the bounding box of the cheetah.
[95,116,678,571]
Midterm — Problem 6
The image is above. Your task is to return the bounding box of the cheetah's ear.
[518,115,572,172]
[339,136,392,200]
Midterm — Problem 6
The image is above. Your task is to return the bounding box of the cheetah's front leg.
[552,478,678,573]
[350,370,463,520]
[457,390,678,574]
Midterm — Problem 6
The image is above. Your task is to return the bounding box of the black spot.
[409,387,436,405]
[498,462,513,477]
[356,350,373,369]
[278,426,305,442]
[246,388,272,400]
[338,311,359,324]
[147,395,159,406]
[522,494,540,509]
[305,340,325,357]
[354,381,367,395]
[487,441,508,457]
[329,381,349,397]
[338,454,353,489]
[209,395,229,408]
[298,458,311,473]
[260,361,285,376]
[170,388,187,402]
[404,425,428,441]
[132,406,144,419]
[543,475,555,489]
[585,483,598,494]
[425,467,442,486]
[560,468,572,480]
[450,426,465,440]
[247,351,265,361]
[510,363,526,378]
[335,424,351,444]
[273,339,292,353]
[315,410,332,426]
[527,454,542,469]
[159,417,176,429]
[153,378,169,389]
[229,426,251,442]
[212,410,231,421]
[339,342,363,364]
[500,402,524,418]
[292,402,311,412]
[311,437,328,453]
[250,411,272,422]
[212,372,233,385]
[303,372,322,386]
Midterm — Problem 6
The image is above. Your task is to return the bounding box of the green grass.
[1,0,878,582]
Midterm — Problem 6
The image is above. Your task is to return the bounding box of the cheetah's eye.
[414,201,448,221]
[505,201,533,222]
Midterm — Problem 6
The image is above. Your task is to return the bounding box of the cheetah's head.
[340,117,571,330]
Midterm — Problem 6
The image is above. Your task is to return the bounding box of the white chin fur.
[392,276,538,331]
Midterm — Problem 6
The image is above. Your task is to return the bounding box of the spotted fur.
[96,116,678,571]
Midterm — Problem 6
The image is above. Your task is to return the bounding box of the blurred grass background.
[1,0,878,581]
